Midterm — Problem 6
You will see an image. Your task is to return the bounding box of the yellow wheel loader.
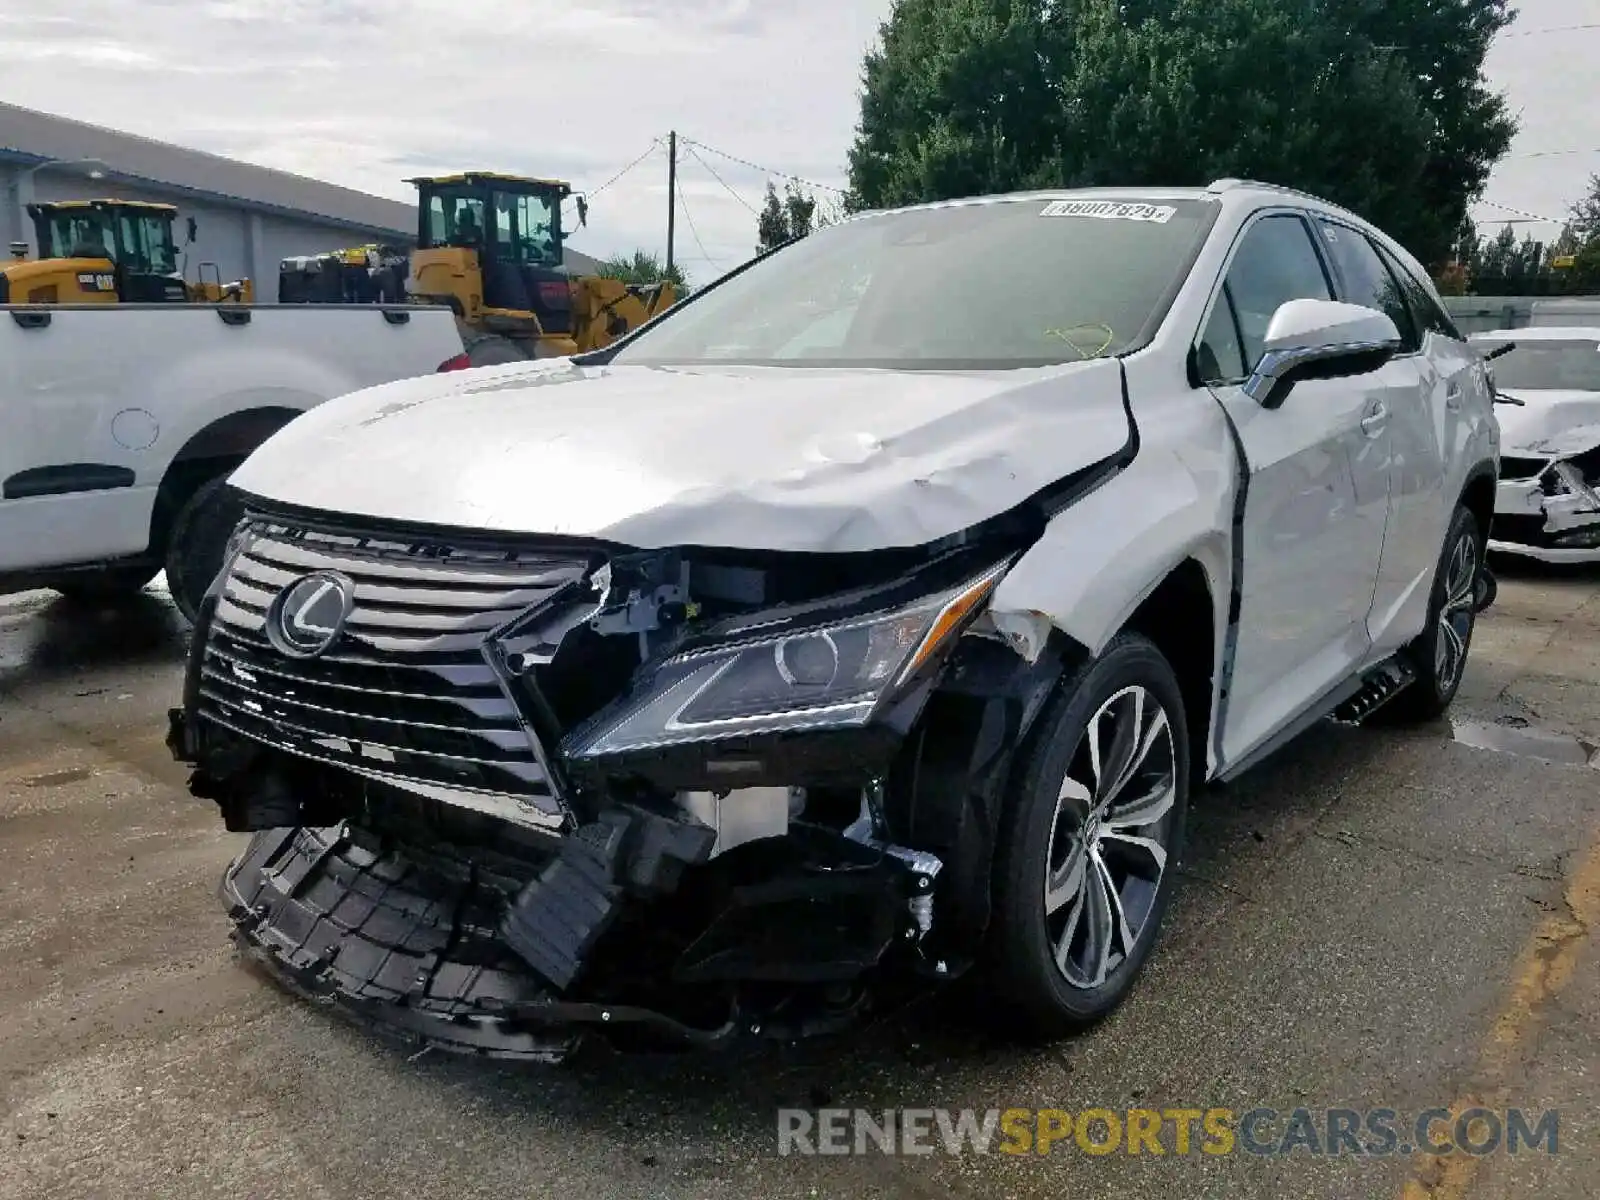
[406,172,677,364]
[0,200,252,305]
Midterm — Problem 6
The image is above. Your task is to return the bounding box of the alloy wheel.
[1434,530,1479,694]
[1043,685,1178,990]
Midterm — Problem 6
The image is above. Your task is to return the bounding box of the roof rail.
[1207,177,1348,210]
[1208,177,1300,195]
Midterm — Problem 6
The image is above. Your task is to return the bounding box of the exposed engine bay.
[168,504,1073,1060]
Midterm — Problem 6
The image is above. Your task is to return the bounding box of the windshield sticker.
[1039,200,1177,224]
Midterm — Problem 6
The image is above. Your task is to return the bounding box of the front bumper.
[1493,477,1600,561]
[179,703,943,1059]
[221,825,747,1062]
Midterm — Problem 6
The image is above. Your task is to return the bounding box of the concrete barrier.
[1443,296,1600,334]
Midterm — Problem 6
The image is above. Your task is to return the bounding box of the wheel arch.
[147,405,303,553]
[884,551,1222,970]
[1459,460,1498,543]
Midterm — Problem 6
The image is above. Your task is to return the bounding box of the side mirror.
[186,217,198,244]
[1243,298,1402,409]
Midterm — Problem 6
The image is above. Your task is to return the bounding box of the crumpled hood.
[1497,389,1600,458]
[229,357,1132,552]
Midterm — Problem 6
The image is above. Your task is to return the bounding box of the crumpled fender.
[988,391,1236,764]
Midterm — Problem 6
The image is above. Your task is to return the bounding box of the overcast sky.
[1,0,1596,281]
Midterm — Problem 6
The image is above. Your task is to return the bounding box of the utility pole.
[666,130,677,278]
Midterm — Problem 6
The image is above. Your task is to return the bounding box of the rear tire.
[163,474,245,624]
[988,632,1190,1038]
[465,335,532,366]
[46,564,160,605]
[1386,504,1483,723]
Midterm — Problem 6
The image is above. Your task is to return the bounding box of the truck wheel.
[988,632,1190,1038]
[1384,504,1484,723]
[164,474,245,624]
[46,564,160,605]
[465,335,531,366]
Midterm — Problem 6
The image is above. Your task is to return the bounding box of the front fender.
[990,437,1234,661]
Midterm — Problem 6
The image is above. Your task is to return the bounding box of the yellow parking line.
[1400,830,1600,1198]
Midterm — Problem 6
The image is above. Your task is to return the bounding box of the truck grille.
[198,520,591,833]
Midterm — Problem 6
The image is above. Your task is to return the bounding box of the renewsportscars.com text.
[776,1106,1560,1158]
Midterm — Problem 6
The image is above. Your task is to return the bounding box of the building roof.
[0,101,415,237]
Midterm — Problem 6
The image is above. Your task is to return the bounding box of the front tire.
[1386,504,1483,723]
[989,632,1190,1037]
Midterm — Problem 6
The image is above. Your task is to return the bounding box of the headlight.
[563,561,1008,759]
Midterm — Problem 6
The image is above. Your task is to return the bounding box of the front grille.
[198,519,591,832]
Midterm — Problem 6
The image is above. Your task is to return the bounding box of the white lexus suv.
[169,180,1498,1061]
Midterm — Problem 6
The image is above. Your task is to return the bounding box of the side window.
[1317,220,1418,351]
[1375,242,1463,342]
[1196,286,1247,383]
[1222,215,1334,370]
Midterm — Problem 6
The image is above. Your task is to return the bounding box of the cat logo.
[75,272,116,292]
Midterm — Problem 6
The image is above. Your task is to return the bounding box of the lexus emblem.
[266,571,355,659]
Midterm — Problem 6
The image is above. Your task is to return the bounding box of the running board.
[1329,656,1418,725]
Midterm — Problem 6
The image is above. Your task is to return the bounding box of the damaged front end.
[1493,441,1600,560]
[169,512,1061,1060]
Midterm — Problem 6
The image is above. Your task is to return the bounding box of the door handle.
[1360,402,1389,438]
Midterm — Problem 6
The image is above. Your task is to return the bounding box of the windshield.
[1484,339,1600,392]
[492,189,560,266]
[609,197,1216,369]
[117,212,178,275]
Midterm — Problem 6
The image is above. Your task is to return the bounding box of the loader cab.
[22,200,189,303]
[408,172,574,338]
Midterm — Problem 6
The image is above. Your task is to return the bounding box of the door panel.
[1194,212,1393,765]
[1211,373,1395,761]
[1313,220,1438,654]
[1367,244,1480,655]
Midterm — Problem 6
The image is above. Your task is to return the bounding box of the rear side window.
[1374,242,1463,342]
[1317,221,1418,352]
[1220,214,1334,369]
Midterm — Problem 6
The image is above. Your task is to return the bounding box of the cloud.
[3,0,1589,273]
[1,0,888,282]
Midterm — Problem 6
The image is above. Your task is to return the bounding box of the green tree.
[594,249,687,289]
[1569,173,1600,241]
[756,181,824,254]
[847,0,1517,266]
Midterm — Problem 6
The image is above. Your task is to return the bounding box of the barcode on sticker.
[1039,200,1177,224]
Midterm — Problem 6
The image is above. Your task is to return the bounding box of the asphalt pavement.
[2,562,1598,1200]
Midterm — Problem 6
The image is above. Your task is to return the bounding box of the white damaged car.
[1470,326,1600,562]
[168,181,1498,1060]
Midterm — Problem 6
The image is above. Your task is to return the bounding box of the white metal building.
[1,102,599,288]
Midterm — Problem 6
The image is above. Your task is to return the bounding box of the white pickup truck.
[0,302,463,620]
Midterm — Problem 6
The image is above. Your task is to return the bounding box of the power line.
[586,139,663,198]
[682,138,846,196]
[1499,21,1600,37]
[1473,198,1567,224]
[1506,147,1600,160]
[675,175,719,269]
[683,145,760,214]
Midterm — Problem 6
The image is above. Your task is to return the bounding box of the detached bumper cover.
[223,825,738,1061]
